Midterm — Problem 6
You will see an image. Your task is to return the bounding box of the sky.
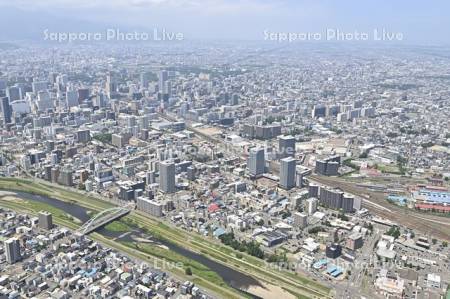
[0,0,449,45]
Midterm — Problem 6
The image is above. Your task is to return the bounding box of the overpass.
[76,206,132,235]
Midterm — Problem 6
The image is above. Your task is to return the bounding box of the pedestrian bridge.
[76,206,132,235]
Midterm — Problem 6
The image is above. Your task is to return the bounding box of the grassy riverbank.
[0,177,331,298]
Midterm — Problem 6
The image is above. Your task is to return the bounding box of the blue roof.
[331,269,343,277]
[418,189,450,204]
[213,227,226,237]
[326,266,337,274]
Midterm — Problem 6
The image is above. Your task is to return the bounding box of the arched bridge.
[76,206,132,235]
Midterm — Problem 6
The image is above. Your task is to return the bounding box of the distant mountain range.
[0,5,128,42]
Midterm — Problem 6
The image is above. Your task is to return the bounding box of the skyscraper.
[306,198,318,215]
[38,211,53,230]
[66,90,79,108]
[159,70,168,94]
[159,160,175,193]
[278,135,295,159]
[0,96,12,124]
[6,86,21,101]
[248,147,265,177]
[140,72,152,88]
[293,212,308,228]
[4,238,21,264]
[279,157,296,190]
[106,72,118,99]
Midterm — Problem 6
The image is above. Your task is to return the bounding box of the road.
[157,112,450,241]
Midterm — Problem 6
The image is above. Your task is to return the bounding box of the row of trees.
[219,232,264,259]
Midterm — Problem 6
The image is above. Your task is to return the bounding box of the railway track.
[310,175,450,241]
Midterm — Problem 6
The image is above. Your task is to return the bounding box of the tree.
[185,267,192,275]
[432,238,437,245]
[442,241,448,247]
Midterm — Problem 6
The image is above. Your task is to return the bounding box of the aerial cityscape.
[0,1,450,299]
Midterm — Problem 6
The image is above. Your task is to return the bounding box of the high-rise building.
[6,86,21,101]
[137,197,163,217]
[38,211,53,230]
[75,129,91,143]
[315,156,341,176]
[66,90,79,108]
[319,187,344,210]
[106,72,118,98]
[308,183,320,198]
[4,238,21,264]
[306,197,318,215]
[32,81,48,93]
[278,135,295,159]
[159,70,168,94]
[0,96,12,124]
[159,160,176,193]
[58,168,73,186]
[342,194,355,213]
[293,212,308,228]
[279,157,296,190]
[36,91,53,111]
[78,88,90,103]
[140,72,152,88]
[325,243,342,259]
[248,147,265,177]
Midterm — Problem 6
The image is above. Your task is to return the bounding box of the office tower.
[315,160,328,175]
[325,243,342,259]
[315,156,340,176]
[319,187,344,210]
[159,70,168,93]
[36,91,53,111]
[146,171,156,184]
[4,238,21,264]
[0,96,12,124]
[326,161,339,176]
[44,165,52,181]
[346,233,364,250]
[38,211,53,230]
[159,160,175,193]
[106,72,118,98]
[293,212,308,228]
[32,81,48,93]
[140,72,152,88]
[312,105,327,118]
[0,79,6,90]
[137,197,163,217]
[296,170,304,188]
[306,197,318,215]
[138,115,149,130]
[58,168,73,186]
[112,133,131,148]
[248,147,265,177]
[66,90,79,107]
[278,135,295,159]
[78,88,89,103]
[279,157,296,190]
[75,129,91,143]
[186,166,196,181]
[93,93,106,108]
[308,183,320,199]
[342,194,355,213]
[6,86,21,101]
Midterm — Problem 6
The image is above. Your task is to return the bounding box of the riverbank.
[0,177,332,298]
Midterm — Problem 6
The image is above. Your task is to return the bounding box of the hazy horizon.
[1,0,450,46]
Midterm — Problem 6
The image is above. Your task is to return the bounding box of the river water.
[9,191,261,292]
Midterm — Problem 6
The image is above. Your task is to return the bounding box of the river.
[8,191,262,293]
